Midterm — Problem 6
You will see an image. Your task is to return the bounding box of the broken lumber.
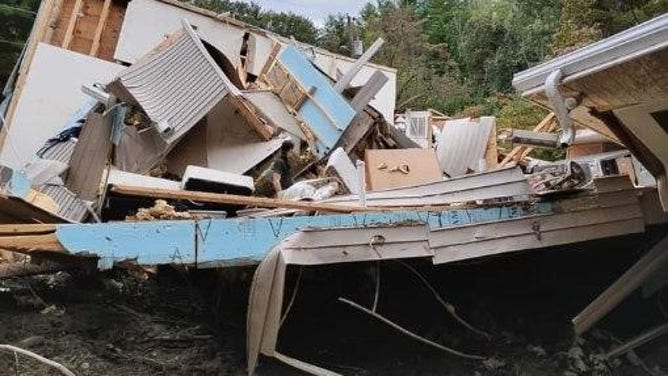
[109,184,366,213]
[500,112,556,166]
[334,38,384,93]
[0,260,67,278]
[572,235,668,335]
[0,224,57,235]
[605,323,668,359]
[0,234,65,252]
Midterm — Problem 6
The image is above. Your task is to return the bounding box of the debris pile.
[0,2,666,374]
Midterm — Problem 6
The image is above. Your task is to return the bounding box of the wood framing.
[89,0,112,55]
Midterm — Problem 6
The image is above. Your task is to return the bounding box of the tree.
[361,1,469,112]
[0,0,39,90]
[190,0,317,44]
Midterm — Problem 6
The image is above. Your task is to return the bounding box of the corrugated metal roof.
[109,21,240,145]
[435,117,494,177]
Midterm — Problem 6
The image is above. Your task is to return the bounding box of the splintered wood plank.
[500,112,555,166]
[0,234,66,252]
[0,224,57,235]
[109,185,367,213]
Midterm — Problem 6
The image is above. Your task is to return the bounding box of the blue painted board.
[278,46,356,156]
[56,203,553,268]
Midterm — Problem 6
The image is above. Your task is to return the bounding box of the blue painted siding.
[55,203,553,268]
[278,46,356,156]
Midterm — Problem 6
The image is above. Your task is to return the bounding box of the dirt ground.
[0,226,667,376]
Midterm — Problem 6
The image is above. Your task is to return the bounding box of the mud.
[0,226,666,376]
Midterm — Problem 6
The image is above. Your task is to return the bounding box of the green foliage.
[190,0,318,44]
[0,0,39,89]
[552,0,668,54]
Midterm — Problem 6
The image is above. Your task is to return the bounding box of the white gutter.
[545,69,575,147]
[512,13,668,96]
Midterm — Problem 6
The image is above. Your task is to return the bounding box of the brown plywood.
[364,149,443,191]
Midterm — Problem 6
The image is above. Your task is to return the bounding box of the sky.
[254,0,366,27]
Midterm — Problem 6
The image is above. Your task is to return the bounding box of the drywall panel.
[0,43,123,169]
[115,0,245,66]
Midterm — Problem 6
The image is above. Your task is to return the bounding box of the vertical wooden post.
[61,0,83,49]
[89,0,112,56]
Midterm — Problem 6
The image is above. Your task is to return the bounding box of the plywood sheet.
[66,112,112,200]
[364,149,443,191]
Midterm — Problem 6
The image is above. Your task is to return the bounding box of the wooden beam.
[109,185,369,213]
[226,96,274,141]
[0,234,66,252]
[61,0,83,49]
[350,70,388,112]
[572,235,668,335]
[89,0,112,56]
[500,112,555,166]
[0,224,57,236]
[333,38,384,93]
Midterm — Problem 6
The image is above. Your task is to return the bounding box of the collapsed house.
[0,1,666,374]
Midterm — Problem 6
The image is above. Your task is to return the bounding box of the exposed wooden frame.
[61,0,83,49]
[89,0,112,56]
[500,112,556,166]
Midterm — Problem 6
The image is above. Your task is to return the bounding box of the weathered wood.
[333,38,384,93]
[109,184,367,213]
[500,112,555,166]
[572,235,668,335]
[225,96,274,141]
[89,0,112,56]
[605,323,668,359]
[0,224,57,235]
[350,70,389,112]
[66,112,112,200]
[0,234,66,252]
[61,0,83,48]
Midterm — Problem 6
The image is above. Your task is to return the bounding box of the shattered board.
[275,46,356,157]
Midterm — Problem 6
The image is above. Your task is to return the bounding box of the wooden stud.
[500,112,556,166]
[109,184,369,213]
[61,0,83,49]
[0,234,66,252]
[89,0,111,56]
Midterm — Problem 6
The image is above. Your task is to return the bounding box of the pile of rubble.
[0,2,666,374]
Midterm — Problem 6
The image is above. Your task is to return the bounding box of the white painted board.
[0,43,124,169]
[115,0,246,66]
